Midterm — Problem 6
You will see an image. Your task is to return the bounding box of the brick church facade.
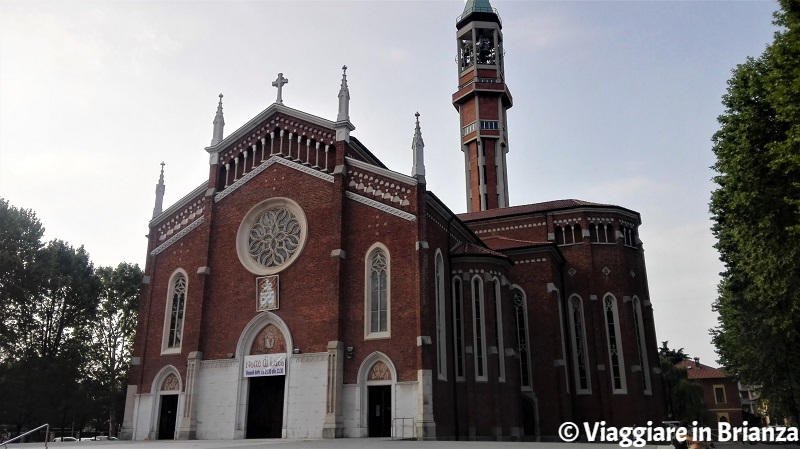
[121,0,664,441]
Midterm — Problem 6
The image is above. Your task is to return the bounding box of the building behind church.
[121,0,664,441]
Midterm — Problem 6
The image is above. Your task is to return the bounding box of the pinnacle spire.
[411,112,426,183]
[153,162,166,218]
[211,94,225,146]
[334,65,355,142]
[337,65,350,122]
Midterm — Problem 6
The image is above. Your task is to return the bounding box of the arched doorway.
[245,324,287,438]
[358,352,396,438]
[151,367,182,440]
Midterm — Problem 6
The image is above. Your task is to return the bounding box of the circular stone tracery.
[236,198,308,275]
[248,208,301,268]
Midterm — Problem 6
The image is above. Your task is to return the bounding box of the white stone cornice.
[214,155,334,203]
[346,157,417,186]
[150,183,207,227]
[205,103,336,155]
[150,217,204,256]
[345,191,416,221]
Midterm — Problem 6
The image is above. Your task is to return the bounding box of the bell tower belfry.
[453,0,513,212]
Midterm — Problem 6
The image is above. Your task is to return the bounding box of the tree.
[659,340,690,365]
[85,263,142,437]
[0,198,45,361]
[710,0,800,424]
[659,342,709,423]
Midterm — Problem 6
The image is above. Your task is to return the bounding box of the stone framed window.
[435,251,447,380]
[490,278,506,382]
[452,276,466,381]
[365,243,390,340]
[513,287,532,389]
[604,294,627,394]
[632,296,652,394]
[236,197,308,276]
[568,294,591,394]
[471,276,488,381]
[162,270,187,354]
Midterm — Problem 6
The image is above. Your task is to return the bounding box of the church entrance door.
[157,394,178,440]
[246,375,285,438]
[367,385,391,437]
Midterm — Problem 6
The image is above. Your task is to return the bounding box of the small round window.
[236,198,307,275]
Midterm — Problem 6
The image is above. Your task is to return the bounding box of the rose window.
[248,208,301,268]
[236,198,307,275]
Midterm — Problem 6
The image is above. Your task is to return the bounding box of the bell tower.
[453,0,513,212]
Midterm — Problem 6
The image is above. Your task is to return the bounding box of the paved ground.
[8,440,800,449]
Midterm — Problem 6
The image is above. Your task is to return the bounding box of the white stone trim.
[205,103,336,154]
[150,218,204,256]
[150,183,206,227]
[215,156,333,203]
[345,191,416,221]
[346,157,417,186]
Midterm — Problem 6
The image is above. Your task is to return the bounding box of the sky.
[0,0,779,367]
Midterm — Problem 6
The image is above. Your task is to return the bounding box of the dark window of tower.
[555,226,564,245]
[476,30,495,64]
[481,121,499,130]
[462,122,477,136]
[460,39,474,69]
[452,277,466,380]
[574,224,583,243]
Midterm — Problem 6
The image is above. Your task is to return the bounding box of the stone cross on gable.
[272,73,288,104]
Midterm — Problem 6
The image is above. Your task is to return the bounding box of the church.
[121,0,664,441]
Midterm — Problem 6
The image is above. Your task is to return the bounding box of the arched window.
[556,224,581,245]
[603,294,627,393]
[472,276,488,381]
[162,271,187,353]
[632,296,651,394]
[513,287,532,389]
[621,225,637,247]
[435,252,447,380]
[365,245,390,339]
[568,295,591,393]
[491,279,505,382]
[452,277,466,380]
[590,223,613,244]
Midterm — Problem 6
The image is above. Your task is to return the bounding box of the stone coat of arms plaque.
[256,275,279,312]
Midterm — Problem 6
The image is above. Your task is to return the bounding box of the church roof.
[450,241,509,260]
[458,199,635,222]
[480,235,550,251]
[676,360,728,380]
[457,0,501,28]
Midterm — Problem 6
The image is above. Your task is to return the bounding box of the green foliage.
[659,342,709,423]
[710,0,800,424]
[0,197,142,436]
[659,340,690,365]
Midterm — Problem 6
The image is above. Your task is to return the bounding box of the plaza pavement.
[12,439,796,449]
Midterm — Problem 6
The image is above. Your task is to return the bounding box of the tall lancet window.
[513,288,531,389]
[472,276,487,381]
[365,244,390,339]
[435,252,447,380]
[632,296,651,394]
[604,294,627,393]
[452,277,466,381]
[568,295,591,393]
[163,271,187,353]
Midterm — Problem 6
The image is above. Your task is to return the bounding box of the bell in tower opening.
[476,30,495,65]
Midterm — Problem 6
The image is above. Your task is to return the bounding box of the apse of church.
[122,0,663,442]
